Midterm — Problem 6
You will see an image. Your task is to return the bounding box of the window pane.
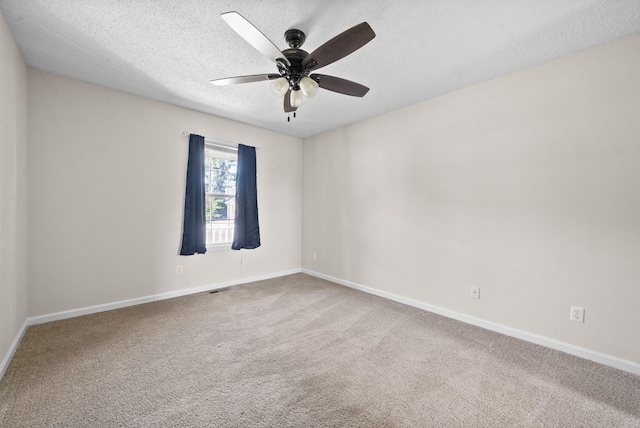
[210,158,236,194]
[204,144,237,245]
[206,195,235,245]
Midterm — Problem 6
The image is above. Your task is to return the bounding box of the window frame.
[204,140,238,248]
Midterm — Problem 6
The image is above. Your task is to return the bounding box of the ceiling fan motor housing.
[280,39,311,91]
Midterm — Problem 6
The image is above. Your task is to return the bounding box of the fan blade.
[302,22,375,70]
[221,12,290,67]
[284,90,297,113]
[210,74,280,86]
[310,74,370,97]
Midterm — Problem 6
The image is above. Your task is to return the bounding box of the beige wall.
[0,11,28,366]
[27,69,303,317]
[303,33,640,364]
[6,12,639,371]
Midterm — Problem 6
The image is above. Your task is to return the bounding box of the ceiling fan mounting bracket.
[285,29,306,49]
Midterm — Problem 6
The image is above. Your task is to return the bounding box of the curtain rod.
[182,131,260,150]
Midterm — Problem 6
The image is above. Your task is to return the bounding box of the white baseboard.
[302,268,640,377]
[28,268,302,326]
[0,318,29,380]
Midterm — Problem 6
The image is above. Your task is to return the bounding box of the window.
[204,144,237,246]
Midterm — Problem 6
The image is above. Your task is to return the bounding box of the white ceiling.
[2,1,640,139]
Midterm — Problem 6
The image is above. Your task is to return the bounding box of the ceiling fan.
[210,12,376,115]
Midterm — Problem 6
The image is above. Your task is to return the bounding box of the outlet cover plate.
[471,286,480,299]
[570,306,584,323]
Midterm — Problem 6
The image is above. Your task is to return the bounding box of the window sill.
[206,243,233,251]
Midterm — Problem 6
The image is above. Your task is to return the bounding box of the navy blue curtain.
[232,144,261,250]
[180,134,207,255]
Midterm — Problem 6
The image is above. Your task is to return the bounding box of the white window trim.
[205,140,238,247]
[204,137,239,151]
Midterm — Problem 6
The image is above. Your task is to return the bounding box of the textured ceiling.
[2,0,640,138]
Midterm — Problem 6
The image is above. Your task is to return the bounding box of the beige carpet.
[1,273,639,427]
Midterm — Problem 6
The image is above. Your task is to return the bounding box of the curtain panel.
[179,134,207,255]
[232,144,261,250]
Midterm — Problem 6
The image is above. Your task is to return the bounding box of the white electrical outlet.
[471,286,480,299]
[312,252,317,261]
[177,265,183,275]
[570,306,584,323]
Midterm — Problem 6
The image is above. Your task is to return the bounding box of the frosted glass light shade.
[270,77,289,97]
[300,76,319,97]
[290,89,305,107]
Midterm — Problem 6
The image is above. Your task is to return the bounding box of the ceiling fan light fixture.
[269,77,289,97]
[290,89,305,107]
[300,76,319,98]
